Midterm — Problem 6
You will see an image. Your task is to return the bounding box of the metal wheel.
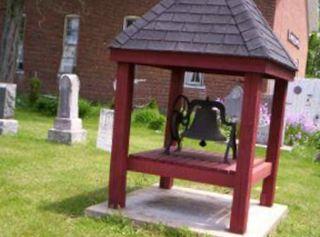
[171,95,190,141]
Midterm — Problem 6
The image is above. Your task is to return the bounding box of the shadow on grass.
[40,186,195,236]
[40,186,141,218]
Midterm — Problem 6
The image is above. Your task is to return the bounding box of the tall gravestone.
[224,85,243,122]
[96,109,114,152]
[48,74,87,144]
[0,83,18,135]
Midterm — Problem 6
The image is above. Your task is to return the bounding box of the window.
[59,15,80,74]
[16,15,26,73]
[184,72,205,89]
[123,16,140,30]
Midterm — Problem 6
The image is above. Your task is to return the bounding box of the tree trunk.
[0,0,24,82]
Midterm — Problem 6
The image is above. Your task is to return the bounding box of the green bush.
[148,116,165,130]
[28,77,41,105]
[79,99,92,118]
[309,132,320,150]
[133,101,165,131]
[35,95,58,116]
[34,95,93,118]
[133,109,160,125]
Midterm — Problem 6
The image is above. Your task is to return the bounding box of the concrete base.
[256,143,293,152]
[0,119,18,135]
[86,186,288,237]
[48,128,87,145]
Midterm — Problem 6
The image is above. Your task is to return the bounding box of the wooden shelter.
[107,0,297,234]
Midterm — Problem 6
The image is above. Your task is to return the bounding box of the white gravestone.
[96,109,114,152]
[48,74,87,144]
[0,83,18,135]
[286,79,320,129]
[224,85,243,121]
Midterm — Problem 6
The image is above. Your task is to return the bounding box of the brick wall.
[0,0,308,110]
[273,0,309,78]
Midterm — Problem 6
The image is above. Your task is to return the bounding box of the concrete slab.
[85,186,288,237]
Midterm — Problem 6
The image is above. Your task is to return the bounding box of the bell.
[183,107,226,146]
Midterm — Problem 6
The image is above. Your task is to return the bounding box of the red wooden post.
[260,79,288,206]
[230,73,263,234]
[160,69,185,189]
[108,63,134,209]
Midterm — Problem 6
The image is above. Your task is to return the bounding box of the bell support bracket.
[165,95,237,164]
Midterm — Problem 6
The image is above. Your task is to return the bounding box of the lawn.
[0,109,319,237]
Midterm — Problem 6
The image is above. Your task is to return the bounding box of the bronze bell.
[183,107,226,147]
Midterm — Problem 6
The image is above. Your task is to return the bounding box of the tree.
[306,33,320,78]
[0,0,85,83]
[0,0,24,83]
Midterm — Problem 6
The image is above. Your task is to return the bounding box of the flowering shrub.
[285,113,320,146]
[259,103,271,127]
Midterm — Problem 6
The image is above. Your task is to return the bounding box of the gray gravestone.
[0,83,18,135]
[48,74,87,144]
[224,85,243,121]
[96,109,114,152]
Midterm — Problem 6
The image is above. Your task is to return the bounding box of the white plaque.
[96,109,114,152]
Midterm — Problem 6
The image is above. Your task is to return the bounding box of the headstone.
[96,109,114,152]
[286,79,320,129]
[0,83,18,135]
[48,74,87,144]
[224,85,243,121]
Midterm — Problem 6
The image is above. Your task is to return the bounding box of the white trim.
[123,15,140,30]
[59,14,80,74]
[184,72,206,89]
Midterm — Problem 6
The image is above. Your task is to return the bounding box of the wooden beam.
[128,157,236,188]
[108,63,134,209]
[110,49,296,81]
[260,79,288,207]
[160,69,185,189]
[230,73,263,234]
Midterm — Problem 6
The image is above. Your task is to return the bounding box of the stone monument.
[48,74,87,144]
[0,83,18,135]
[224,85,243,121]
[96,109,114,152]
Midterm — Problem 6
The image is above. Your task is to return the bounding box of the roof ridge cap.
[225,0,252,55]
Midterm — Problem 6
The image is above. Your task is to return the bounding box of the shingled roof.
[111,0,297,71]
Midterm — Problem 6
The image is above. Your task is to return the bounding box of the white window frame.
[184,72,205,89]
[59,14,80,74]
[123,15,140,30]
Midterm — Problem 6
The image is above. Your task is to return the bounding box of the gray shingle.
[111,0,297,71]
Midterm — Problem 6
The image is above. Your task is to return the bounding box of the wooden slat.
[128,156,236,188]
[130,148,265,175]
[128,149,270,189]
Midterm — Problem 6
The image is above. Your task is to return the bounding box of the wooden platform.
[128,149,272,188]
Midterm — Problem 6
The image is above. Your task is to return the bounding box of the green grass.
[0,109,319,237]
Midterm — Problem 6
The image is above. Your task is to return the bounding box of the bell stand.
[108,50,292,234]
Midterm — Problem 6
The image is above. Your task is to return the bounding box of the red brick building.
[0,0,316,108]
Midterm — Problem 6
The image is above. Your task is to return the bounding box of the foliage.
[35,95,58,117]
[28,76,41,105]
[133,100,165,131]
[285,113,320,146]
[148,116,166,130]
[309,131,320,150]
[33,95,94,118]
[306,33,320,78]
[78,98,92,118]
